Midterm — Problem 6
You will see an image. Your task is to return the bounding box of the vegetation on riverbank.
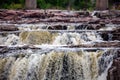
[0,0,119,10]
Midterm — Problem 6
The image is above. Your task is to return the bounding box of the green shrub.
[8,3,23,9]
[0,0,95,10]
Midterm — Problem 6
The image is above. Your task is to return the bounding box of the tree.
[25,0,37,9]
[96,0,108,10]
[67,0,74,10]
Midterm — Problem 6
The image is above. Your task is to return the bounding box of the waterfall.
[0,49,117,80]
[0,31,102,46]
[0,9,120,80]
[0,23,119,80]
[53,32,102,45]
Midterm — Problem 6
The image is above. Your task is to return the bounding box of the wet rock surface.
[0,9,119,80]
[0,10,119,31]
[107,50,120,80]
[0,25,18,31]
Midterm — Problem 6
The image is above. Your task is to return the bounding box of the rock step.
[0,10,120,24]
[0,41,120,50]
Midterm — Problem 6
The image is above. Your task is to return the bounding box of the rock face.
[0,9,119,80]
[107,51,120,80]
[0,25,18,31]
[0,10,119,24]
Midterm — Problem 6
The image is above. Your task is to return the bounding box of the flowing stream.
[0,31,103,45]
[0,24,119,80]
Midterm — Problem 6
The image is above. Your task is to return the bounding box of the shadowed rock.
[0,25,19,31]
[107,50,120,80]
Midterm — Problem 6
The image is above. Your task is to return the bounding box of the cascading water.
[0,49,118,80]
[0,9,120,80]
[0,21,119,80]
[0,31,102,46]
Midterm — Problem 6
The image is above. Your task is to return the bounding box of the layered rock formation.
[0,10,119,80]
[0,10,119,24]
[107,50,120,80]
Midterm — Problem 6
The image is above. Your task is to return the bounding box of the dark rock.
[3,16,15,20]
[111,19,120,24]
[76,23,104,30]
[6,10,17,15]
[107,56,120,80]
[111,28,120,40]
[101,33,109,41]
[22,11,54,19]
[0,25,19,31]
[0,12,7,17]
[93,12,101,18]
[99,22,105,27]
[47,25,67,30]
[75,24,88,29]
[77,11,90,17]
[0,46,8,53]
[22,12,42,18]
[0,10,119,24]
[88,19,100,24]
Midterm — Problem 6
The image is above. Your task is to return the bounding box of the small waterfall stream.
[0,31,104,45]
[0,10,120,80]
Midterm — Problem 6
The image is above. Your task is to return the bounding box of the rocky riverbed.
[0,9,120,80]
